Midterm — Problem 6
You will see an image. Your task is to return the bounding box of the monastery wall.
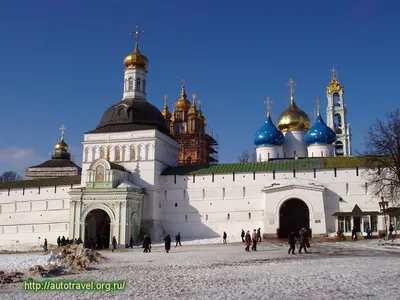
[0,184,78,247]
[160,167,380,238]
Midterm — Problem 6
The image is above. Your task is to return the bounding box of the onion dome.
[277,95,310,132]
[161,96,171,121]
[55,138,68,152]
[175,84,191,111]
[170,108,176,123]
[124,43,149,69]
[304,113,336,145]
[327,69,344,94]
[188,93,199,119]
[254,113,284,147]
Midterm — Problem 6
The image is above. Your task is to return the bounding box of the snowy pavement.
[1,239,399,299]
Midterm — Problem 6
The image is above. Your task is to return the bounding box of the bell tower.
[326,69,352,156]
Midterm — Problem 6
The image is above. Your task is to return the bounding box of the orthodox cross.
[192,92,197,104]
[164,94,168,106]
[130,25,144,45]
[181,78,186,88]
[315,96,321,115]
[286,78,296,96]
[59,125,66,140]
[197,99,202,110]
[264,97,273,116]
[331,68,337,79]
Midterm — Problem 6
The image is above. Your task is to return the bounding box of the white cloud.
[0,147,44,170]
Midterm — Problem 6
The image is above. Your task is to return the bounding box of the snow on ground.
[0,252,49,273]
[1,239,400,299]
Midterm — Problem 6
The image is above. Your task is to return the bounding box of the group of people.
[56,236,83,247]
[241,228,262,252]
[140,232,181,254]
[288,227,310,254]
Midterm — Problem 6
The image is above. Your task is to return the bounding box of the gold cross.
[331,68,337,79]
[264,97,273,116]
[59,125,66,140]
[286,78,297,95]
[164,94,168,106]
[130,25,144,45]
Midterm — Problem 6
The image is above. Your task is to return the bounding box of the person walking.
[298,229,308,254]
[245,230,251,252]
[129,235,134,249]
[175,232,182,247]
[389,224,394,240]
[223,231,227,244]
[251,229,257,251]
[257,228,262,242]
[57,236,61,247]
[241,229,245,242]
[288,232,295,254]
[164,234,172,253]
[43,238,48,252]
[351,226,357,240]
[142,234,151,253]
[112,236,117,252]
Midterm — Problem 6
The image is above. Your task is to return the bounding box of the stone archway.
[84,209,111,249]
[279,198,310,238]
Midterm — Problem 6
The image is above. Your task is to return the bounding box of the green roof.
[0,175,81,190]
[161,157,367,175]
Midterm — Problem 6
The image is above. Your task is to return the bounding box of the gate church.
[0,31,386,248]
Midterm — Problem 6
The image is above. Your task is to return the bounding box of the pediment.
[262,178,325,193]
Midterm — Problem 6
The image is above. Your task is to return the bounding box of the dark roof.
[332,204,381,217]
[29,159,82,170]
[85,98,170,136]
[109,162,127,172]
[162,156,367,175]
[0,176,81,190]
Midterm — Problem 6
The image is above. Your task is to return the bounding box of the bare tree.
[362,109,400,206]
[238,150,257,163]
[0,171,23,182]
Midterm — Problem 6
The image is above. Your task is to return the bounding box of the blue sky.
[0,0,399,176]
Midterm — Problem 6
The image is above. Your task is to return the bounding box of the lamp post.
[378,198,389,240]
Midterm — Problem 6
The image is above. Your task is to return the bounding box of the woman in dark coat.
[112,236,117,252]
[164,234,172,253]
[142,234,151,253]
[245,230,251,252]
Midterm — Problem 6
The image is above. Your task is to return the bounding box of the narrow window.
[243,187,246,199]
[321,151,323,157]
[334,168,337,177]
[313,168,316,178]
[8,189,10,196]
[212,173,214,182]
[115,147,121,161]
[267,152,270,160]
[183,189,186,199]
[130,147,136,161]
[273,170,275,180]
[248,212,251,220]
[38,187,41,195]
[293,170,296,178]
[142,80,146,93]
[227,213,230,221]
[365,182,368,194]
[193,174,195,183]
[277,153,279,158]
[253,171,255,180]
[223,187,226,199]
[202,189,205,200]
[54,186,57,193]
[136,78,141,90]
[356,167,359,176]
[345,183,349,195]
[100,147,105,159]
[233,172,235,181]
[174,175,176,184]
[206,214,208,222]
[175,203,178,207]
[23,188,25,195]
[158,200,161,208]
[128,77,133,91]
[164,190,167,201]
[185,215,188,222]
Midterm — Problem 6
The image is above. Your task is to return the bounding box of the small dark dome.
[97,98,169,133]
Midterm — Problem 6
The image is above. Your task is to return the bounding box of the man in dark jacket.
[57,236,61,247]
[298,229,308,253]
[241,229,245,242]
[164,234,172,253]
[288,232,295,254]
[129,235,134,248]
[142,234,151,253]
[112,236,117,252]
[175,232,181,247]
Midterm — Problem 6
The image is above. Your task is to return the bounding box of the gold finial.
[315,97,321,116]
[286,78,297,103]
[59,124,66,140]
[129,25,144,46]
[331,68,337,79]
[264,97,273,116]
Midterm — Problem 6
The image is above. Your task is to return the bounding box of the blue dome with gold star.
[253,115,284,147]
[304,114,336,145]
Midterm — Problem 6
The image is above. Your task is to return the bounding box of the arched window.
[335,141,344,156]
[185,215,188,222]
[95,165,105,182]
[135,78,141,90]
[128,77,133,91]
[248,212,251,220]
[130,147,136,161]
[100,147,105,159]
[222,187,226,199]
[142,80,146,93]
[227,213,230,221]
[205,214,208,222]
[333,93,340,106]
[334,114,342,127]
[115,147,121,161]
[346,183,349,195]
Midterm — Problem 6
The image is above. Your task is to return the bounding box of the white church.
[0,33,390,248]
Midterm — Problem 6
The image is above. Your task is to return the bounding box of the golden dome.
[327,76,344,94]
[170,109,176,123]
[162,102,171,120]
[55,139,69,151]
[188,101,199,119]
[175,85,191,111]
[277,96,311,132]
[124,43,149,69]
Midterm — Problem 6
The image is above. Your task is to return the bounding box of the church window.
[227,213,230,221]
[259,153,261,162]
[293,170,296,178]
[205,214,208,222]
[202,189,205,200]
[222,187,225,199]
[128,77,133,91]
[345,183,349,195]
[273,170,275,180]
[115,147,121,161]
[335,141,344,156]
[143,80,146,93]
[267,152,270,160]
[135,78,141,90]
[130,147,136,161]
[95,165,105,182]
[321,151,323,157]
[334,114,342,127]
[185,215,188,222]
[183,189,186,199]
[243,187,246,199]
[164,190,167,201]
[248,212,251,220]
[334,168,337,177]
[371,215,378,232]
[365,182,368,194]
[356,167,359,176]
[333,93,340,106]
[277,153,279,158]
[175,203,178,207]
[100,148,105,159]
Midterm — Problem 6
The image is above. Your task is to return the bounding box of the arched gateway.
[279,198,310,238]
[84,209,111,249]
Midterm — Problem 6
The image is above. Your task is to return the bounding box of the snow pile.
[0,253,49,273]
[117,180,142,190]
[0,270,25,284]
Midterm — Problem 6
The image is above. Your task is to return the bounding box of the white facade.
[256,145,284,162]
[283,130,308,158]
[123,67,147,100]
[307,144,335,158]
